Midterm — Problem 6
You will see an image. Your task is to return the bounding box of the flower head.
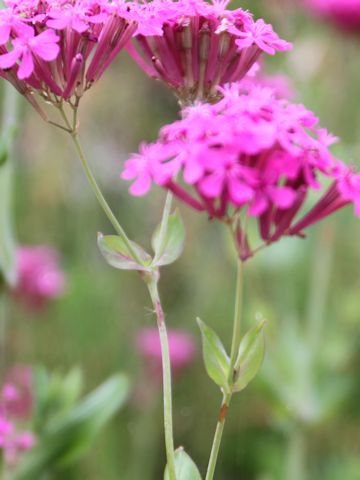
[1,366,33,419]
[304,0,360,32]
[122,83,360,259]
[127,0,291,103]
[136,327,196,380]
[0,0,139,117]
[13,245,66,311]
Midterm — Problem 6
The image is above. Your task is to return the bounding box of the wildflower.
[13,245,65,311]
[1,366,33,419]
[0,0,139,118]
[136,327,196,380]
[0,369,35,469]
[304,0,360,32]
[128,0,291,103]
[122,83,360,259]
[0,413,35,468]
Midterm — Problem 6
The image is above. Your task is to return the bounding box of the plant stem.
[52,106,177,476]
[146,278,177,480]
[229,258,244,377]
[205,258,244,480]
[57,106,142,264]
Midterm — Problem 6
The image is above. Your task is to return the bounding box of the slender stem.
[228,258,244,379]
[146,278,177,480]
[205,258,245,480]
[205,391,231,480]
[56,105,142,265]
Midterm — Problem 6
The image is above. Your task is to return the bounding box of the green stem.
[205,258,244,480]
[229,258,244,378]
[146,278,177,480]
[57,106,142,265]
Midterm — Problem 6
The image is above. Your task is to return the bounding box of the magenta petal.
[18,50,34,79]
[268,186,296,209]
[129,175,152,196]
[0,25,11,45]
[228,178,254,205]
[0,48,21,69]
[248,194,268,216]
[198,173,224,198]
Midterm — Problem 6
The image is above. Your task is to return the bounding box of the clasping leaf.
[97,233,152,272]
[152,210,185,267]
[197,318,230,392]
[164,447,202,480]
[233,320,266,393]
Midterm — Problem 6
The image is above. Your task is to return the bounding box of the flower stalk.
[205,256,245,480]
[51,111,177,478]
[54,105,143,266]
[146,276,177,480]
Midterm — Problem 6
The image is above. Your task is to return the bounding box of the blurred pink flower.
[0,413,35,468]
[13,245,65,310]
[1,366,33,419]
[304,0,360,32]
[136,327,196,381]
[0,366,35,469]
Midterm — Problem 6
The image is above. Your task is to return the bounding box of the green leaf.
[197,318,230,391]
[152,210,185,267]
[0,162,17,286]
[97,233,152,272]
[14,375,130,480]
[233,320,266,393]
[164,447,202,480]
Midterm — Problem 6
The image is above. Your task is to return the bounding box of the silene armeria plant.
[1,0,360,479]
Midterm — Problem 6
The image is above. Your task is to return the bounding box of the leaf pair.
[98,210,185,272]
[197,318,266,394]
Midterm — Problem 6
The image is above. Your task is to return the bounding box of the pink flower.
[1,366,33,419]
[0,0,139,115]
[136,327,196,381]
[122,83,360,259]
[304,0,360,32]
[0,28,60,79]
[13,245,65,311]
[0,412,35,468]
[127,0,291,103]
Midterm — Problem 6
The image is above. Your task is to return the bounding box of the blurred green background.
[3,0,360,478]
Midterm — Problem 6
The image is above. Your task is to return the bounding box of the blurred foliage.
[1,1,360,479]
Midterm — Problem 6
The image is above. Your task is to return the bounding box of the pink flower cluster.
[136,327,196,381]
[0,0,291,114]
[122,83,360,259]
[127,0,291,103]
[0,0,139,116]
[13,245,65,310]
[0,367,35,468]
[304,0,360,32]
